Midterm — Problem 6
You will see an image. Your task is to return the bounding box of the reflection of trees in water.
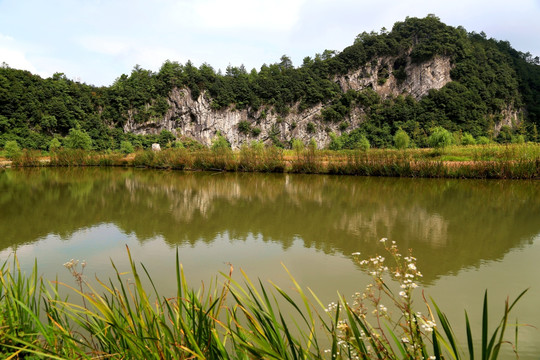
[1,168,539,283]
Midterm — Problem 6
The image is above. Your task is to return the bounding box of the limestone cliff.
[122,55,517,148]
[336,56,452,100]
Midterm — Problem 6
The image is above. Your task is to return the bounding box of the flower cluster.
[325,239,438,359]
[63,258,87,290]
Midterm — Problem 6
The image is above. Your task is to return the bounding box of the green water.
[1,167,539,357]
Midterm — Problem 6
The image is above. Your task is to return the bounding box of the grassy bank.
[2,143,540,179]
[0,242,527,359]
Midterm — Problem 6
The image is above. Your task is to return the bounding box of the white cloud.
[78,35,187,74]
[79,37,131,56]
[0,33,38,73]
[194,0,306,30]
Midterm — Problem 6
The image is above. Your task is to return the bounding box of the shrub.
[477,136,490,145]
[238,120,251,134]
[497,125,513,143]
[4,140,21,159]
[512,134,525,144]
[393,128,410,149]
[182,137,205,150]
[172,140,185,149]
[461,132,476,146]
[120,140,135,154]
[49,138,62,152]
[65,128,93,150]
[328,132,343,150]
[291,138,304,152]
[308,138,317,150]
[211,132,230,151]
[356,134,371,151]
[428,126,453,148]
[158,130,176,148]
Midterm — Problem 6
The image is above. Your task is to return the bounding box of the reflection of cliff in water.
[1,168,539,283]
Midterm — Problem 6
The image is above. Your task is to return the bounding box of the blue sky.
[1,0,539,87]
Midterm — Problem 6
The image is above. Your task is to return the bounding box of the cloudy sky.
[1,0,538,87]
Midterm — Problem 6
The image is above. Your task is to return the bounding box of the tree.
[291,138,304,152]
[120,140,134,154]
[393,129,410,149]
[428,127,453,148]
[158,130,175,148]
[279,55,293,70]
[4,140,21,158]
[476,136,490,145]
[49,138,62,151]
[461,132,476,146]
[328,132,343,150]
[65,128,93,150]
[356,135,371,151]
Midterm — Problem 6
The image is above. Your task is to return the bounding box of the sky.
[0,0,539,87]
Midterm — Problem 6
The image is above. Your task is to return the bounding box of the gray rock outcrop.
[123,55,520,148]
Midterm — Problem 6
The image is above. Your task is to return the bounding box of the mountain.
[1,15,539,150]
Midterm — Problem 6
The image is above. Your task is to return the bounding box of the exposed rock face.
[494,105,521,132]
[122,55,518,148]
[337,56,452,100]
[124,88,348,149]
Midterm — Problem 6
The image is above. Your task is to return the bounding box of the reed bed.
[10,150,43,167]
[3,143,539,179]
[0,242,528,359]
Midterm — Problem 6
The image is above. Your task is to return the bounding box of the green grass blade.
[465,311,475,360]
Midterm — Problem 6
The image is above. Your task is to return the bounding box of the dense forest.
[1,15,539,151]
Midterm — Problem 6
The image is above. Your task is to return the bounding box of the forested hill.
[1,15,539,150]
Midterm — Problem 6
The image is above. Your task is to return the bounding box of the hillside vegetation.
[1,15,539,151]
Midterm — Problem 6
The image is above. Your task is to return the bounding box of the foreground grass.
[0,242,528,359]
[3,143,540,179]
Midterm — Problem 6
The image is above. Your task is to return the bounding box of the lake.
[1,167,539,358]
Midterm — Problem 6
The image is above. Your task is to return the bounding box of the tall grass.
[10,150,43,167]
[5,143,540,179]
[0,241,529,359]
[290,146,323,174]
[238,143,286,172]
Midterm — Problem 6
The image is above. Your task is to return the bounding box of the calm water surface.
[1,168,539,358]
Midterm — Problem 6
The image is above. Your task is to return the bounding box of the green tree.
[428,127,453,148]
[476,136,490,145]
[172,140,185,148]
[120,140,134,154]
[291,138,304,152]
[49,138,62,151]
[158,130,176,148]
[461,132,476,146]
[356,134,371,151]
[4,140,21,158]
[328,132,343,150]
[393,129,410,149]
[65,128,93,150]
[511,134,525,144]
[211,132,230,150]
[496,125,513,143]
